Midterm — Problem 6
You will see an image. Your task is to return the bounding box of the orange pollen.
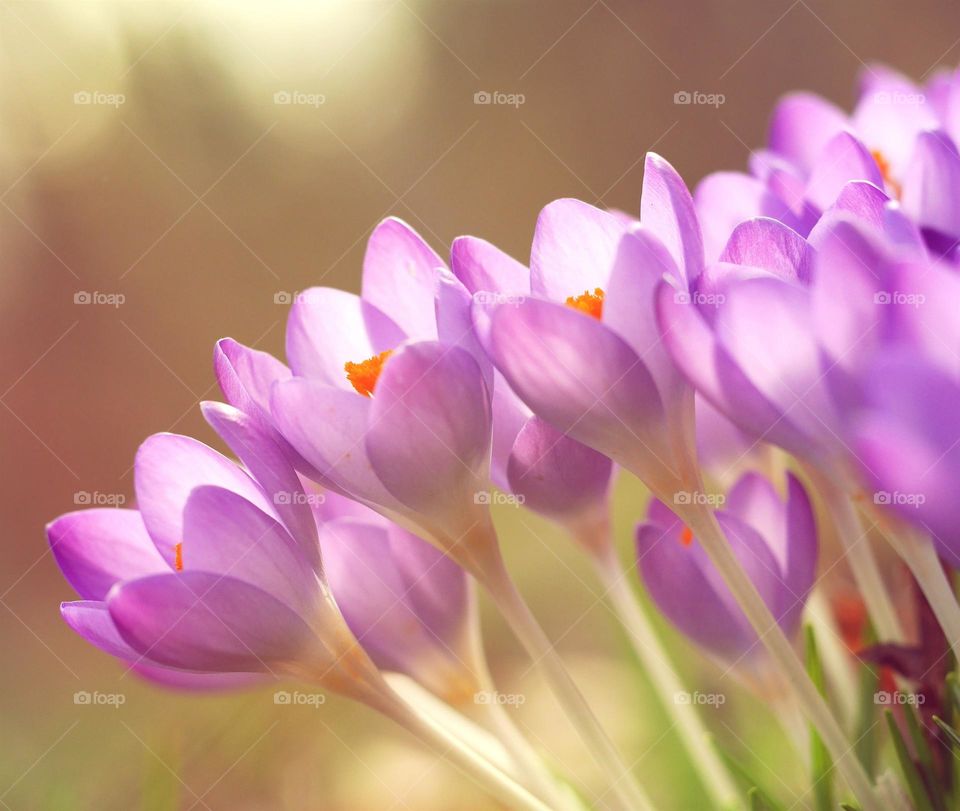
[565,288,604,320]
[680,526,694,547]
[344,350,393,397]
[870,149,902,199]
[174,542,184,572]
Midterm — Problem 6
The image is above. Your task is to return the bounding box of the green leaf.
[904,701,945,811]
[853,626,881,775]
[748,786,774,811]
[933,715,960,749]
[709,735,785,811]
[886,709,936,811]
[805,625,834,811]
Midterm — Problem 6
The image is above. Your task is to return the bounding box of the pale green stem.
[479,551,656,811]
[804,590,858,730]
[371,682,555,811]
[466,604,585,811]
[803,465,907,645]
[676,502,881,810]
[591,544,741,809]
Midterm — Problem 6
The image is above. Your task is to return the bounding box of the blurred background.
[1,1,958,808]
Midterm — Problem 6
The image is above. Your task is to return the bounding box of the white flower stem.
[803,465,907,645]
[804,590,858,729]
[591,545,741,809]
[372,683,556,811]
[479,553,656,811]
[879,523,960,662]
[678,502,881,811]
[466,603,586,811]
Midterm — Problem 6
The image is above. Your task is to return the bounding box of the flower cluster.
[48,64,960,810]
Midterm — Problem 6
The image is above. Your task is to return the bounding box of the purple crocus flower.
[449,235,615,541]
[49,431,381,690]
[476,153,704,500]
[50,421,476,703]
[660,198,960,564]
[636,472,818,660]
[208,218,493,560]
[697,64,960,261]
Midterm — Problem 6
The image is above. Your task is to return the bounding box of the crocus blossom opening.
[564,288,604,319]
[344,350,393,397]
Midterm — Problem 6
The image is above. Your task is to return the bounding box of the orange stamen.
[680,526,694,547]
[565,288,604,320]
[174,542,183,572]
[344,350,393,397]
[870,149,902,199]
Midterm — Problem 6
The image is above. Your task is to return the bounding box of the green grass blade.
[887,709,936,811]
[805,625,834,811]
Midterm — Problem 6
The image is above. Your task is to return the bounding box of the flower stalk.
[589,539,741,809]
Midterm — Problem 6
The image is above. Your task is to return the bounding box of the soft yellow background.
[0,2,953,808]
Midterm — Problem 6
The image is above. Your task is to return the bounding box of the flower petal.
[319,517,470,697]
[362,217,444,340]
[270,379,405,513]
[768,92,848,173]
[201,401,320,569]
[134,434,275,568]
[486,297,674,481]
[181,486,319,614]
[366,342,491,539]
[604,227,685,405]
[215,338,291,419]
[901,130,960,240]
[506,415,612,521]
[530,199,628,301]
[656,282,815,458]
[62,600,141,660]
[108,572,326,675]
[719,218,812,283]
[805,131,884,211]
[715,278,837,448]
[450,236,529,297]
[49,509,167,601]
[640,153,704,284]
[285,287,405,386]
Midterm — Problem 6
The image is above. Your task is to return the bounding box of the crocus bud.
[636,472,818,660]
